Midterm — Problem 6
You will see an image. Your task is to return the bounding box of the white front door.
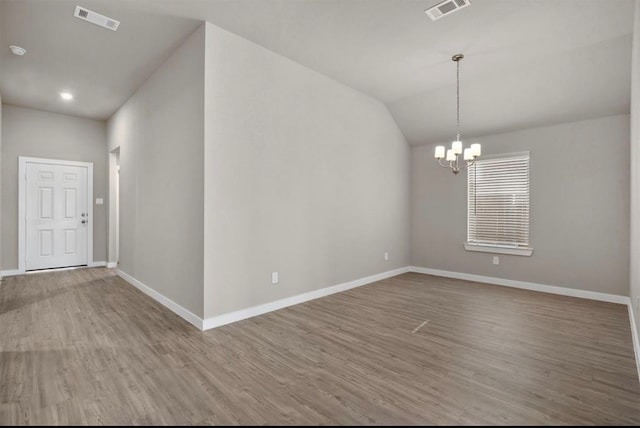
[25,161,89,270]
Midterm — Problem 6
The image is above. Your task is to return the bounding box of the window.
[465,152,533,256]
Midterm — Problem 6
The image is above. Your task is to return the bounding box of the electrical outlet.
[493,256,499,265]
[384,252,389,261]
[271,272,279,284]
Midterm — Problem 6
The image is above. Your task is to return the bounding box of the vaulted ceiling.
[0,0,635,145]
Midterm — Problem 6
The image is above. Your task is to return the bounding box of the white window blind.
[467,152,530,249]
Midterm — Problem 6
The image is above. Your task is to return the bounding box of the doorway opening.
[108,148,120,268]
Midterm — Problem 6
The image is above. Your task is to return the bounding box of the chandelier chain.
[456,57,460,141]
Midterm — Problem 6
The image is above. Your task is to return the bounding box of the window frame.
[465,151,534,257]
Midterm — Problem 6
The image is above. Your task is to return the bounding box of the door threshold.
[26,265,88,275]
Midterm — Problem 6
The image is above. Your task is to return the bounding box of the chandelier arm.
[437,158,451,168]
[453,159,476,172]
[438,158,480,172]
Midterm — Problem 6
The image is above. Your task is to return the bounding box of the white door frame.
[18,156,94,274]
[108,148,120,269]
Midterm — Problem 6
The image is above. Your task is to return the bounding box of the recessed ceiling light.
[9,45,26,56]
[60,92,74,101]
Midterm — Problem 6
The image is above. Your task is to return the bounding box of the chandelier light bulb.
[452,140,463,155]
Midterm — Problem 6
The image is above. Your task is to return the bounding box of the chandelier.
[434,54,481,174]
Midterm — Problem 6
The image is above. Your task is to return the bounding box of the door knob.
[81,213,86,217]
[81,219,87,224]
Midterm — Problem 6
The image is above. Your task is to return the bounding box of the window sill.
[464,243,534,257]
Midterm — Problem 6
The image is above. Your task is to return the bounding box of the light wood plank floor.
[0,268,639,425]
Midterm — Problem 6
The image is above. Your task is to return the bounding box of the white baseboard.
[629,304,640,382]
[0,269,21,277]
[106,262,118,268]
[409,266,629,305]
[88,261,106,267]
[115,266,409,332]
[202,266,410,330]
[116,269,204,330]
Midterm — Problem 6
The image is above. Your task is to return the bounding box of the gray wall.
[107,24,205,317]
[1,104,108,270]
[1,6,4,278]
[630,0,640,340]
[203,23,410,318]
[411,115,630,296]
[0,97,3,277]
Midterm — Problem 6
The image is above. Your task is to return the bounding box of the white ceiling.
[0,0,635,145]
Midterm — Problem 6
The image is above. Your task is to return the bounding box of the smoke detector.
[74,6,120,31]
[9,45,26,56]
[425,0,471,21]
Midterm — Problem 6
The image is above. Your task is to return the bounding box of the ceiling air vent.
[425,0,471,21]
[74,6,120,31]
